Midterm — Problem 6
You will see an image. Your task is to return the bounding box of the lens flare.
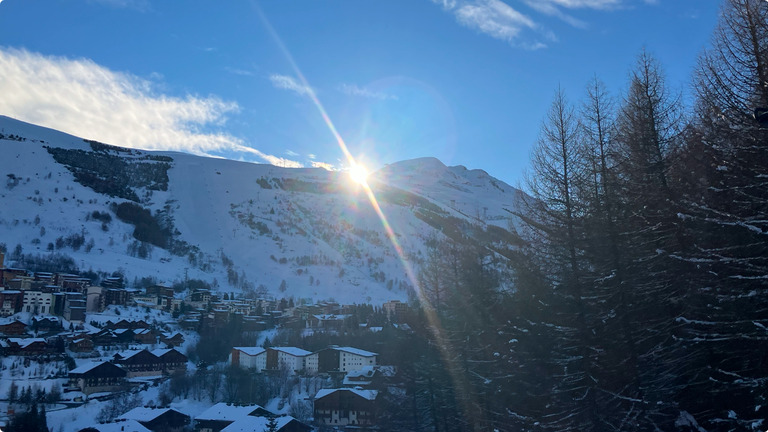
[349,163,369,185]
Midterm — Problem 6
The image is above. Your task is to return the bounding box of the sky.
[0,0,721,187]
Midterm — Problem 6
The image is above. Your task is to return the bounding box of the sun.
[349,163,369,185]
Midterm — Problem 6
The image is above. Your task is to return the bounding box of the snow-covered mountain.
[0,115,526,303]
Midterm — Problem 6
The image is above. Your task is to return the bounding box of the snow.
[69,361,110,374]
[271,346,312,357]
[334,346,377,357]
[89,419,152,432]
[232,346,266,356]
[0,115,525,304]
[315,388,378,401]
[195,403,266,421]
[220,415,295,432]
[117,406,171,422]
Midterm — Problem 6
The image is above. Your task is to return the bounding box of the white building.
[272,347,319,374]
[336,346,377,372]
[22,291,53,314]
[229,347,267,371]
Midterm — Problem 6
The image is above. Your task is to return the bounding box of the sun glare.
[349,163,369,185]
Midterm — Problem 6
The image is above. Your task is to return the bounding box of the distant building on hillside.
[313,388,379,427]
[118,407,191,432]
[68,361,127,394]
[229,347,267,371]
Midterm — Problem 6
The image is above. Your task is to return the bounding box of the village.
[0,250,415,432]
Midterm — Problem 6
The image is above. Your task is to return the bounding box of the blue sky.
[0,0,720,186]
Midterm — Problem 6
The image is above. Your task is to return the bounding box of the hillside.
[0,115,525,303]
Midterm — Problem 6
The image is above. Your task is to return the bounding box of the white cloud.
[433,0,639,46]
[339,83,398,101]
[269,74,314,97]
[0,48,300,168]
[311,161,336,171]
[432,0,547,48]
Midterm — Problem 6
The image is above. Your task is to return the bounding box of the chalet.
[118,407,191,432]
[113,349,164,377]
[113,328,136,344]
[92,328,118,346]
[151,348,188,374]
[313,388,378,427]
[160,331,185,347]
[31,315,61,333]
[68,361,127,395]
[343,365,397,389]
[219,415,311,432]
[108,319,150,330]
[267,347,318,374]
[133,328,157,344]
[0,290,23,316]
[0,318,28,336]
[70,337,95,353]
[78,419,152,432]
[6,337,48,355]
[195,403,274,432]
[229,347,267,371]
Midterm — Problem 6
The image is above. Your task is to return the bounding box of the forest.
[393,1,768,430]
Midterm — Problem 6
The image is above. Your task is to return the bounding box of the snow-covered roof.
[115,349,146,360]
[346,366,377,378]
[7,337,46,348]
[118,407,172,422]
[91,419,152,432]
[272,346,312,357]
[0,317,25,326]
[220,415,294,432]
[151,348,172,357]
[315,388,379,401]
[69,361,110,374]
[334,346,377,357]
[233,347,266,356]
[195,403,266,421]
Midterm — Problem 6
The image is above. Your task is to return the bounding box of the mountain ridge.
[0,115,525,303]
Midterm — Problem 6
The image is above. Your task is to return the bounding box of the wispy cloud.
[433,0,639,46]
[269,74,314,97]
[0,48,300,168]
[339,83,398,101]
[286,149,300,157]
[224,66,256,77]
[432,0,548,49]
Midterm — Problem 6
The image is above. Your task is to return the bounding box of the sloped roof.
[233,347,266,356]
[8,337,46,348]
[334,346,377,357]
[118,407,172,422]
[195,403,267,421]
[272,346,312,357]
[315,388,378,401]
[89,419,152,432]
[220,415,295,432]
[69,361,125,376]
